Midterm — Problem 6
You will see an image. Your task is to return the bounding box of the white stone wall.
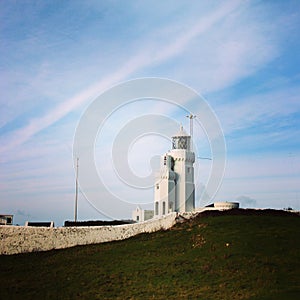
[0,213,178,255]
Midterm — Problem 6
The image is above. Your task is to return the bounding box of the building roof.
[172,125,189,137]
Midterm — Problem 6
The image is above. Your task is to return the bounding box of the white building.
[132,206,154,223]
[202,202,240,211]
[0,214,13,225]
[154,125,195,217]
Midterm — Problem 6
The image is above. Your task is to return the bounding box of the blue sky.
[1,1,299,226]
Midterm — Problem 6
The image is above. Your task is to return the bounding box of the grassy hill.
[0,209,299,299]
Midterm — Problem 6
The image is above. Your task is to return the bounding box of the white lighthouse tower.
[154,125,195,217]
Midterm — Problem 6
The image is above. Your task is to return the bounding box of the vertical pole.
[190,116,193,141]
[74,157,79,222]
[186,114,196,150]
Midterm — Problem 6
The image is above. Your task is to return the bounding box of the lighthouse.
[154,125,195,217]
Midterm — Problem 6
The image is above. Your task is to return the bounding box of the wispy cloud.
[215,85,300,137]
[0,1,250,155]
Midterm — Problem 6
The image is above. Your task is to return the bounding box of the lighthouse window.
[162,202,166,215]
[156,184,159,190]
[172,137,188,149]
[187,167,191,173]
[155,202,159,215]
[178,137,187,149]
[172,139,176,149]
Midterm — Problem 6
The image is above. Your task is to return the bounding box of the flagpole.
[74,157,79,222]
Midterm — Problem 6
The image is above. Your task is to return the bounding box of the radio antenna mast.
[74,157,79,222]
[186,114,196,149]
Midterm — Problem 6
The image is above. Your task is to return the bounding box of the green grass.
[0,211,299,299]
